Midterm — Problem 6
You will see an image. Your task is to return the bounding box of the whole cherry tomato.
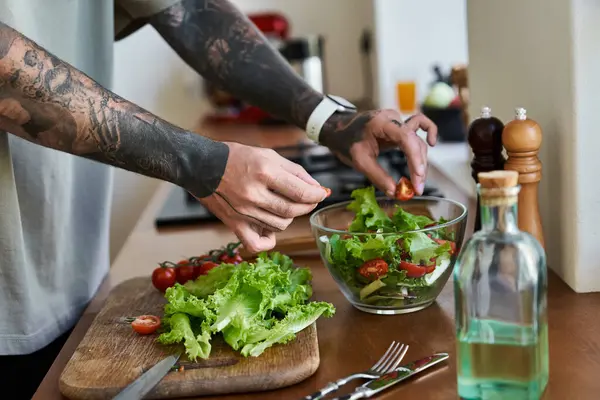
[395,177,415,201]
[196,261,218,276]
[152,264,177,292]
[175,261,196,284]
[131,315,161,335]
[219,253,243,264]
[358,259,389,281]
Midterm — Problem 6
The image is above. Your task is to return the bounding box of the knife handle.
[303,372,373,400]
[331,387,370,400]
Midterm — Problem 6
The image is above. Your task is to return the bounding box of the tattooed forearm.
[150,0,324,129]
[0,21,228,198]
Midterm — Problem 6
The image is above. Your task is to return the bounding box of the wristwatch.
[305,95,357,143]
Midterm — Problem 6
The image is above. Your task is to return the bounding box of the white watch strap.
[305,97,341,143]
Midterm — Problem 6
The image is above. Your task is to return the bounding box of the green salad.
[155,252,335,361]
[321,186,457,307]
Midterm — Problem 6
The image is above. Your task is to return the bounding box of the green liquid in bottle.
[457,319,549,399]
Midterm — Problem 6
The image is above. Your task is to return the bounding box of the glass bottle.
[453,170,549,400]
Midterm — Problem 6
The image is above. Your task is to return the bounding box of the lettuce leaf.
[156,252,335,360]
[392,207,434,231]
[347,186,393,232]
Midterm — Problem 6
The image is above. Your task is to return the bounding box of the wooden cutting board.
[59,277,320,399]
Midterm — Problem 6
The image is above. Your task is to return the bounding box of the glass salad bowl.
[309,187,468,315]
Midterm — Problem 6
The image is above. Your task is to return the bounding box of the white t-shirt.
[0,0,179,355]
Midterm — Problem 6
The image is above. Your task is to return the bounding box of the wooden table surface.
[34,124,600,400]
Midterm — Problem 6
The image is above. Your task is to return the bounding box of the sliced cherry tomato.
[196,261,219,276]
[152,264,177,292]
[399,260,435,278]
[432,238,457,255]
[131,315,161,335]
[175,262,196,284]
[358,259,389,281]
[395,177,415,201]
[321,186,332,198]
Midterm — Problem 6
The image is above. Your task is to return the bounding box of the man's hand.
[196,143,328,253]
[320,110,438,197]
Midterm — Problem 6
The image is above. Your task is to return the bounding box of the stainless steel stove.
[154,143,443,228]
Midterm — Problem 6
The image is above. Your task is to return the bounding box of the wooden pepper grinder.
[502,107,545,248]
[467,106,506,232]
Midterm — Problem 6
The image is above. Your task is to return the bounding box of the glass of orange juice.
[396,80,417,114]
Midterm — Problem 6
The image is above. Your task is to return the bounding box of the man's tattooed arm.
[149,0,327,130]
[0,21,228,198]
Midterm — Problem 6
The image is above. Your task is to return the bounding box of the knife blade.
[112,353,181,400]
[331,352,449,400]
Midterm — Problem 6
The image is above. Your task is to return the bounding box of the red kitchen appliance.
[203,12,326,125]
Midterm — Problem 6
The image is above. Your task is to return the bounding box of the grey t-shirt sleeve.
[114,0,182,40]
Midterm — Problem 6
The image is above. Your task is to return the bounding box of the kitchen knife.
[331,352,449,400]
[112,353,180,400]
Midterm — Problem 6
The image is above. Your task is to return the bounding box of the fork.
[302,341,409,400]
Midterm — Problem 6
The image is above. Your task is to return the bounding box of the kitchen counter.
[35,125,600,399]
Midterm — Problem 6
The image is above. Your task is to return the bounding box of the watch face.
[328,95,357,111]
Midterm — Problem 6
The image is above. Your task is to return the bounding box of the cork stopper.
[478,170,519,188]
[477,170,520,206]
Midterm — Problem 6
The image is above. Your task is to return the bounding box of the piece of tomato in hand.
[321,186,332,198]
[152,264,177,292]
[131,315,161,335]
[395,177,415,201]
[358,259,389,281]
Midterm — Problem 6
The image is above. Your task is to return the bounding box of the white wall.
[232,0,375,102]
[109,0,375,261]
[373,0,469,109]
[467,0,600,292]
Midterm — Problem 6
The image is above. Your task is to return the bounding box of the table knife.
[331,352,449,400]
[112,353,180,400]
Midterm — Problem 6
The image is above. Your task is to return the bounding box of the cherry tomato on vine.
[151,264,176,292]
[175,262,196,284]
[196,261,218,276]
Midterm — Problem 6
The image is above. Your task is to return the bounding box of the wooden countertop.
[34,124,600,399]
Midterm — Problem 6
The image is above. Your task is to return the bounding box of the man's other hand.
[320,110,438,197]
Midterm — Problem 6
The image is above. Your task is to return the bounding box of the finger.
[400,134,427,195]
[232,202,294,232]
[209,190,294,232]
[419,140,428,194]
[380,119,427,195]
[353,152,397,197]
[405,114,438,146]
[268,171,327,203]
[281,160,321,187]
[255,188,319,218]
[235,222,276,254]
